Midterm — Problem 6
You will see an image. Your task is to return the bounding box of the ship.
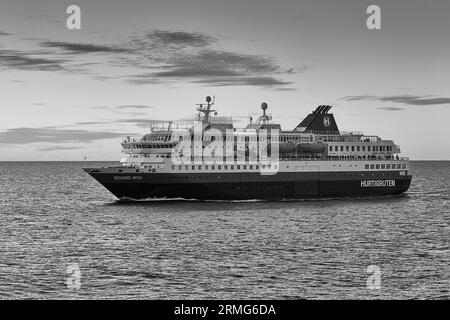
[83,96,412,200]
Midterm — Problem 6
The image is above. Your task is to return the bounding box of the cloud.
[192,76,293,87]
[0,127,136,144]
[377,107,405,111]
[146,30,215,48]
[342,95,450,106]
[4,29,299,89]
[128,47,297,88]
[0,49,65,71]
[41,41,129,54]
[123,30,299,89]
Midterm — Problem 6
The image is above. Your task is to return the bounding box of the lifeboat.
[297,143,326,153]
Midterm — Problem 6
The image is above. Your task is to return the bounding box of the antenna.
[255,102,271,125]
[196,95,217,122]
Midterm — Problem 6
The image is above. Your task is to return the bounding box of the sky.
[0,0,449,160]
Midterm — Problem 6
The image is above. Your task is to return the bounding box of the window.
[386,164,390,169]
[224,165,228,170]
[368,146,371,152]
[237,165,240,170]
[341,146,344,152]
[211,165,215,170]
[365,164,369,169]
[381,164,385,169]
[171,165,175,170]
[376,164,380,169]
[402,164,406,169]
[351,146,355,152]
[357,146,360,152]
[362,146,365,152]
[250,165,253,170]
[218,165,221,170]
[329,146,333,152]
[243,165,247,170]
[185,165,188,170]
[198,165,201,170]
[192,166,195,170]
[231,165,234,170]
[346,146,349,152]
[178,166,182,170]
[205,165,208,170]
[370,164,375,169]
[335,146,338,152]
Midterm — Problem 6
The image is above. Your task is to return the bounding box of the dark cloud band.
[342,95,450,106]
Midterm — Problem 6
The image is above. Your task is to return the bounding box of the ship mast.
[196,96,217,122]
[255,102,272,124]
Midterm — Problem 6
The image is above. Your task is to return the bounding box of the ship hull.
[84,169,412,200]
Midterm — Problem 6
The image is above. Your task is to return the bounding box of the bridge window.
[386,164,390,169]
[402,164,406,169]
[370,164,375,169]
[376,164,380,169]
[381,164,385,169]
[365,164,369,169]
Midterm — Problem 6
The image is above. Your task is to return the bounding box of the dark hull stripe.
[86,171,412,200]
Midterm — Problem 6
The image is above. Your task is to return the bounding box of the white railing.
[340,131,364,136]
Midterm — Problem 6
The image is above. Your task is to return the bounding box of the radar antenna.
[255,102,272,124]
[196,96,217,122]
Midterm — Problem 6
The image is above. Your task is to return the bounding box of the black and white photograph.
[0,0,448,308]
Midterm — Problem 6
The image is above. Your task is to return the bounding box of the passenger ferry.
[84,96,412,200]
